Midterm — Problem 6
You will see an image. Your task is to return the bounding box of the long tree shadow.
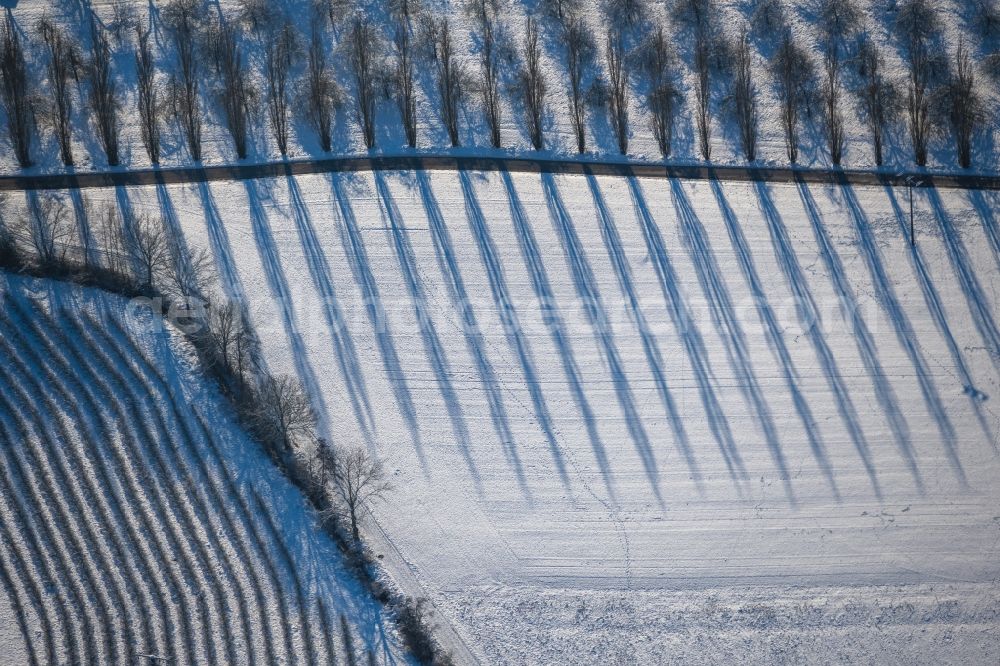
[499,170,618,504]
[881,185,994,448]
[66,174,96,266]
[372,172,494,498]
[669,177,795,502]
[327,173,426,472]
[541,172,663,506]
[795,180,922,492]
[284,167,376,445]
[434,170,570,490]
[626,176,748,489]
[754,181,882,498]
[585,172,703,491]
[196,179,246,303]
[969,190,1000,276]
[836,179,966,485]
[709,177,839,498]
[155,172,195,288]
[374,171,531,501]
[926,187,1000,369]
[243,179,331,443]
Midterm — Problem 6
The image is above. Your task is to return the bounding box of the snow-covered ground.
[10,168,995,663]
[0,274,409,665]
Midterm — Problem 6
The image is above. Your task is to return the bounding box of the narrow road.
[1,154,998,191]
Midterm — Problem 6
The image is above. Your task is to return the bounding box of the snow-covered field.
[0,274,408,664]
[11,167,994,663]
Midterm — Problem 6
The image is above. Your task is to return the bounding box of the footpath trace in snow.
[0,275,407,665]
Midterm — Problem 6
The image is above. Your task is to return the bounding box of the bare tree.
[108,0,139,48]
[540,0,581,24]
[392,19,418,147]
[255,373,316,458]
[642,27,679,158]
[605,29,630,155]
[472,0,503,148]
[164,0,203,161]
[168,245,213,304]
[263,21,297,156]
[675,0,715,160]
[38,18,79,167]
[519,16,546,150]
[749,0,786,38]
[87,18,120,166]
[209,298,259,385]
[433,17,464,147]
[127,214,170,288]
[347,17,380,149]
[816,0,858,166]
[305,23,338,152]
[238,0,276,36]
[732,29,758,161]
[29,194,72,266]
[1,14,34,168]
[330,446,393,542]
[772,31,812,164]
[135,27,161,164]
[896,0,941,167]
[564,15,592,153]
[604,0,646,28]
[855,34,895,166]
[211,20,253,159]
[944,41,983,169]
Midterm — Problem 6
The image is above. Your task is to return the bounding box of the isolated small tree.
[605,29,629,155]
[392,21,418,148]
[255,373,316,458]
[643,27,679,158]
[896,0,941,167]
[38,18,79,167]
[306,23,338,152]
[88,18,120,166]
[433,17,464,147]
[772,31,812,164]
[1,14,34,168]
[347,17,380,149]
[164,0,203,161]
[564,15,592,153]
[519,16,546,150]
[732,29,758,161]
[135,27,161,164]
[331,446,393,542]
[211,20,253,159]
[855,35,895,166]
[945,41,983,169]
[473,0,503,148]
[263,21,297,156]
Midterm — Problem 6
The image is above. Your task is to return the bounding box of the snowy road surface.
[6,170,999,663]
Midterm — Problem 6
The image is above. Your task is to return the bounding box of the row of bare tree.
[1,0,996,168]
